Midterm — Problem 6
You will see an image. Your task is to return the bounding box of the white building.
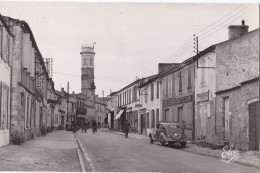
[0,14,14,147]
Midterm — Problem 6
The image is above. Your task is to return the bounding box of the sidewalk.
[0,130,81,171]
[103,128,259,169]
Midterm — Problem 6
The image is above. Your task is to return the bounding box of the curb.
[74,133,95,172]
[77,148,86,172]
[181,147,259,169]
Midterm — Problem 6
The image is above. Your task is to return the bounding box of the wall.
[0,58,11,147]
[140,78,161,136]
[215,79,259,150]
[216,29,259,92]
[194,51,217,143]
[161,61,195,139]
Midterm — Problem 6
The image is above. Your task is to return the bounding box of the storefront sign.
[197,91,209,103]
[135,104,142,108]
[163,95,193,107]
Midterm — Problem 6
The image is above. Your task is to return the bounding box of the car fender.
[159,133,168,141]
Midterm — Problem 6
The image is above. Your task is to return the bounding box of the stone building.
[139,74,161,135]
[194,21,259,150]
[138,63,177,136]
[3,16,42,143]
[95,95,108,127]
[161,59,195,140]
[0,14,14,147]
[107,92,118,129]
[114,76,154,132]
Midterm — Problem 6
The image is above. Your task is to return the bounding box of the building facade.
[95,95,108,127]
[194,22,259,150]
[0,14,14,147]
[139,75,161,136]
[107,92,118,129]
[161,59,195,140]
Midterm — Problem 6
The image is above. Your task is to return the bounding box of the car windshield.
[165,124,181,129]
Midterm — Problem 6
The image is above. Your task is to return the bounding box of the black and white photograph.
[0,1,259,172]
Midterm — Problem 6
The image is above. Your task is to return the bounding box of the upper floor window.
[156,81,159,99]
[151,83,154,101]
[145,88,148,103]
[187,68,192,91]
[178,71,182,93]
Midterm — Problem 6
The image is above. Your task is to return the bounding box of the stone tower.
[80,44,96,107]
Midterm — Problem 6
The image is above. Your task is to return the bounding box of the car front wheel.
[159,137,165,146]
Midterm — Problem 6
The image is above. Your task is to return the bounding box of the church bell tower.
[80,44,96,107]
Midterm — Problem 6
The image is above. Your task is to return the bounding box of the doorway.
[141,114,145,135]
[249,101,259,150]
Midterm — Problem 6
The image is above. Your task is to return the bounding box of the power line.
[199,5,255,42]
[195,4,247,36]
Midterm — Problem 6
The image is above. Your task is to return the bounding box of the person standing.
[92,120,97,134]
[124,120,131,138]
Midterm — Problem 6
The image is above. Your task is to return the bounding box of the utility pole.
[192,34,198,143]
[67,82,69,125]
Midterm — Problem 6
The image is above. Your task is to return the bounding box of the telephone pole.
[67,82,69,123]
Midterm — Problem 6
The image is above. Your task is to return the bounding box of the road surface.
[77,129,258,173]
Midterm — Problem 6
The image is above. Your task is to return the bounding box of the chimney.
[228,20,249,40]
[72,91,75,94]
[61,87,64,93]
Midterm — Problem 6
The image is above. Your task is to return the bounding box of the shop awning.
[114,110,124,120]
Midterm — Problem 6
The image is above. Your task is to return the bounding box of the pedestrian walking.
[92,120,97,134]
[124,120,131,138]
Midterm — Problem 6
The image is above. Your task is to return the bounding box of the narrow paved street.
[77,129,258,173]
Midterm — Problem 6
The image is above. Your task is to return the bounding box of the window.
[151,83,154,101]
[132,86,137,102]
[179,71,182,93]
[146,112,149,128]
[166,78,168,97]
[156,108,159,124]
[145,88,147,103]
[129,89,131,103]
[90,57,93,66]
[156,81,159,99]
[151,110,155,128]
[187,68,192,91]
[82,57,87,66]
[172,74,175,96]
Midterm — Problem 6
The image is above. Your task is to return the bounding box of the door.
[249,101,259,150]
[111,113,114,129]
[141,114,145,135]
[200,103,207,138]
[224,97,230,139]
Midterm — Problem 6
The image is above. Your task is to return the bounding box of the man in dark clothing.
[92,120,97,134]
[124,120,131,138]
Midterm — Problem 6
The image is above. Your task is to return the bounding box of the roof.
[116,74,156,93]
[0,14,14,37]
[2,15,49,80]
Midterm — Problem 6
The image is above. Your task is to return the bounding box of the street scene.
[0,2,259,173]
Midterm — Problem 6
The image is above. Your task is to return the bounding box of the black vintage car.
[149,122,187,148]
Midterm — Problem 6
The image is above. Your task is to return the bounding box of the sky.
[0,2,258,97]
